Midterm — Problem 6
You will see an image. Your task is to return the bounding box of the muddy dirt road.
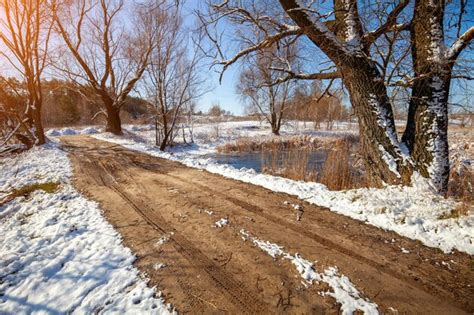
[61,136,473,314]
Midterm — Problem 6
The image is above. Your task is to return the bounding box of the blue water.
[209,150,328,173]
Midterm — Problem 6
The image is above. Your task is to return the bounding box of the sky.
[198,63,243,115]
[182,2,245,115]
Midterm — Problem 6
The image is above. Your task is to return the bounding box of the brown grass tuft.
[448,166,474,202]
[0,182,60,206]
[217,134,358,154]
[261,138,367,190]
[438,202,472,220]
[261,148,318,182]
[318,139,367,190]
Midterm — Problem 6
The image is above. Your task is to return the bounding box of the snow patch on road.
[240,229,379,314]
[215,218,229,228]
[0,144,172,314]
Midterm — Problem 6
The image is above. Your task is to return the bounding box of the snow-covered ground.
[0,143,173,314]
[66,120,473,255]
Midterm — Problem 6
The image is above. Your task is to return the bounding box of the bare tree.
[0,78,36,149]
[142,3,204,150]
[208,103,223,116]
[285,83,346,129]
[0,0,53,145]
[237,44,294,135]
[51,0,155,134]
[200,0,474,194]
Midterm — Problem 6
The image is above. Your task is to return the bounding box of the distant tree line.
[0,77,149,128]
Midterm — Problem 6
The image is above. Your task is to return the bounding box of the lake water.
[208,150,328,173]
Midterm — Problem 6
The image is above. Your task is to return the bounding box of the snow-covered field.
[82,120,472,255]
[0,144,172,314]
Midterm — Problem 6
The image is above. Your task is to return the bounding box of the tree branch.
[268,68,341,86]
[362,0,410,50]
[446,26,474,61]
[279,0,351,60]
[216,27,303,82]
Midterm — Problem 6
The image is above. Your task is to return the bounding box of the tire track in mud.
[77,148,269,314]
[137,168,430,290]
[61,136,473,314]
[118,147,473,312]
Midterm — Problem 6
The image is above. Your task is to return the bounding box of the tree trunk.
[339,57,413,187]
[159,134,168,151]
[271,126,280,136]
[103,97,122,135]
[402,0,451,194]
[26,94,45,145]
[270,121,280,135]
[31,105,45,145]
[270,111,280,135]
[106,107,122,135]
[98,91,123,136]
[159,107,169,151]
[155,117,164,147]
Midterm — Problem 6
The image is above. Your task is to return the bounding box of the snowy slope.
[0,143,172,314]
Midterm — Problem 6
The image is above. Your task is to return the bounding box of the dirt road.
[61,136,473,314]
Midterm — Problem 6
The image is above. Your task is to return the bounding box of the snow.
[155,233,173,247]
[214,218,229,228]
[400,247,410,254]
[0,143,172,314]
[46,126,102,137]
[428,14,446,63]
[378,144,401,178]
[446,26,474,60]
[153,263,167,270]
[92,121,473,255]
[368,93,409,177]
[343,0,361,50]
[426,76,450,192]
[240,229,379,314]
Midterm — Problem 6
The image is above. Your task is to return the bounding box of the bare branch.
[446,26,474,61]
[362,0,410,50]
[217,26,302,82]
[267,68,341,86]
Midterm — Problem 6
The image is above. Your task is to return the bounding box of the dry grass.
[448,167,474,203]
[261,138,367,190]
[220,129,473,194]
[318,139,367,190]
[0,182,60,206]
[439,202,471,220]
[217,134,359,154]
[261,148,318,182]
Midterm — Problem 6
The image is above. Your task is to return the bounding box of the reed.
[261,138,367,190]
[448,166,474,203]
[217,134,358,154]
[261,148,318,182]
[318,139,367,190]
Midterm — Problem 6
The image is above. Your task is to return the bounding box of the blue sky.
[198,64,243,115]
[182,2,244,115]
